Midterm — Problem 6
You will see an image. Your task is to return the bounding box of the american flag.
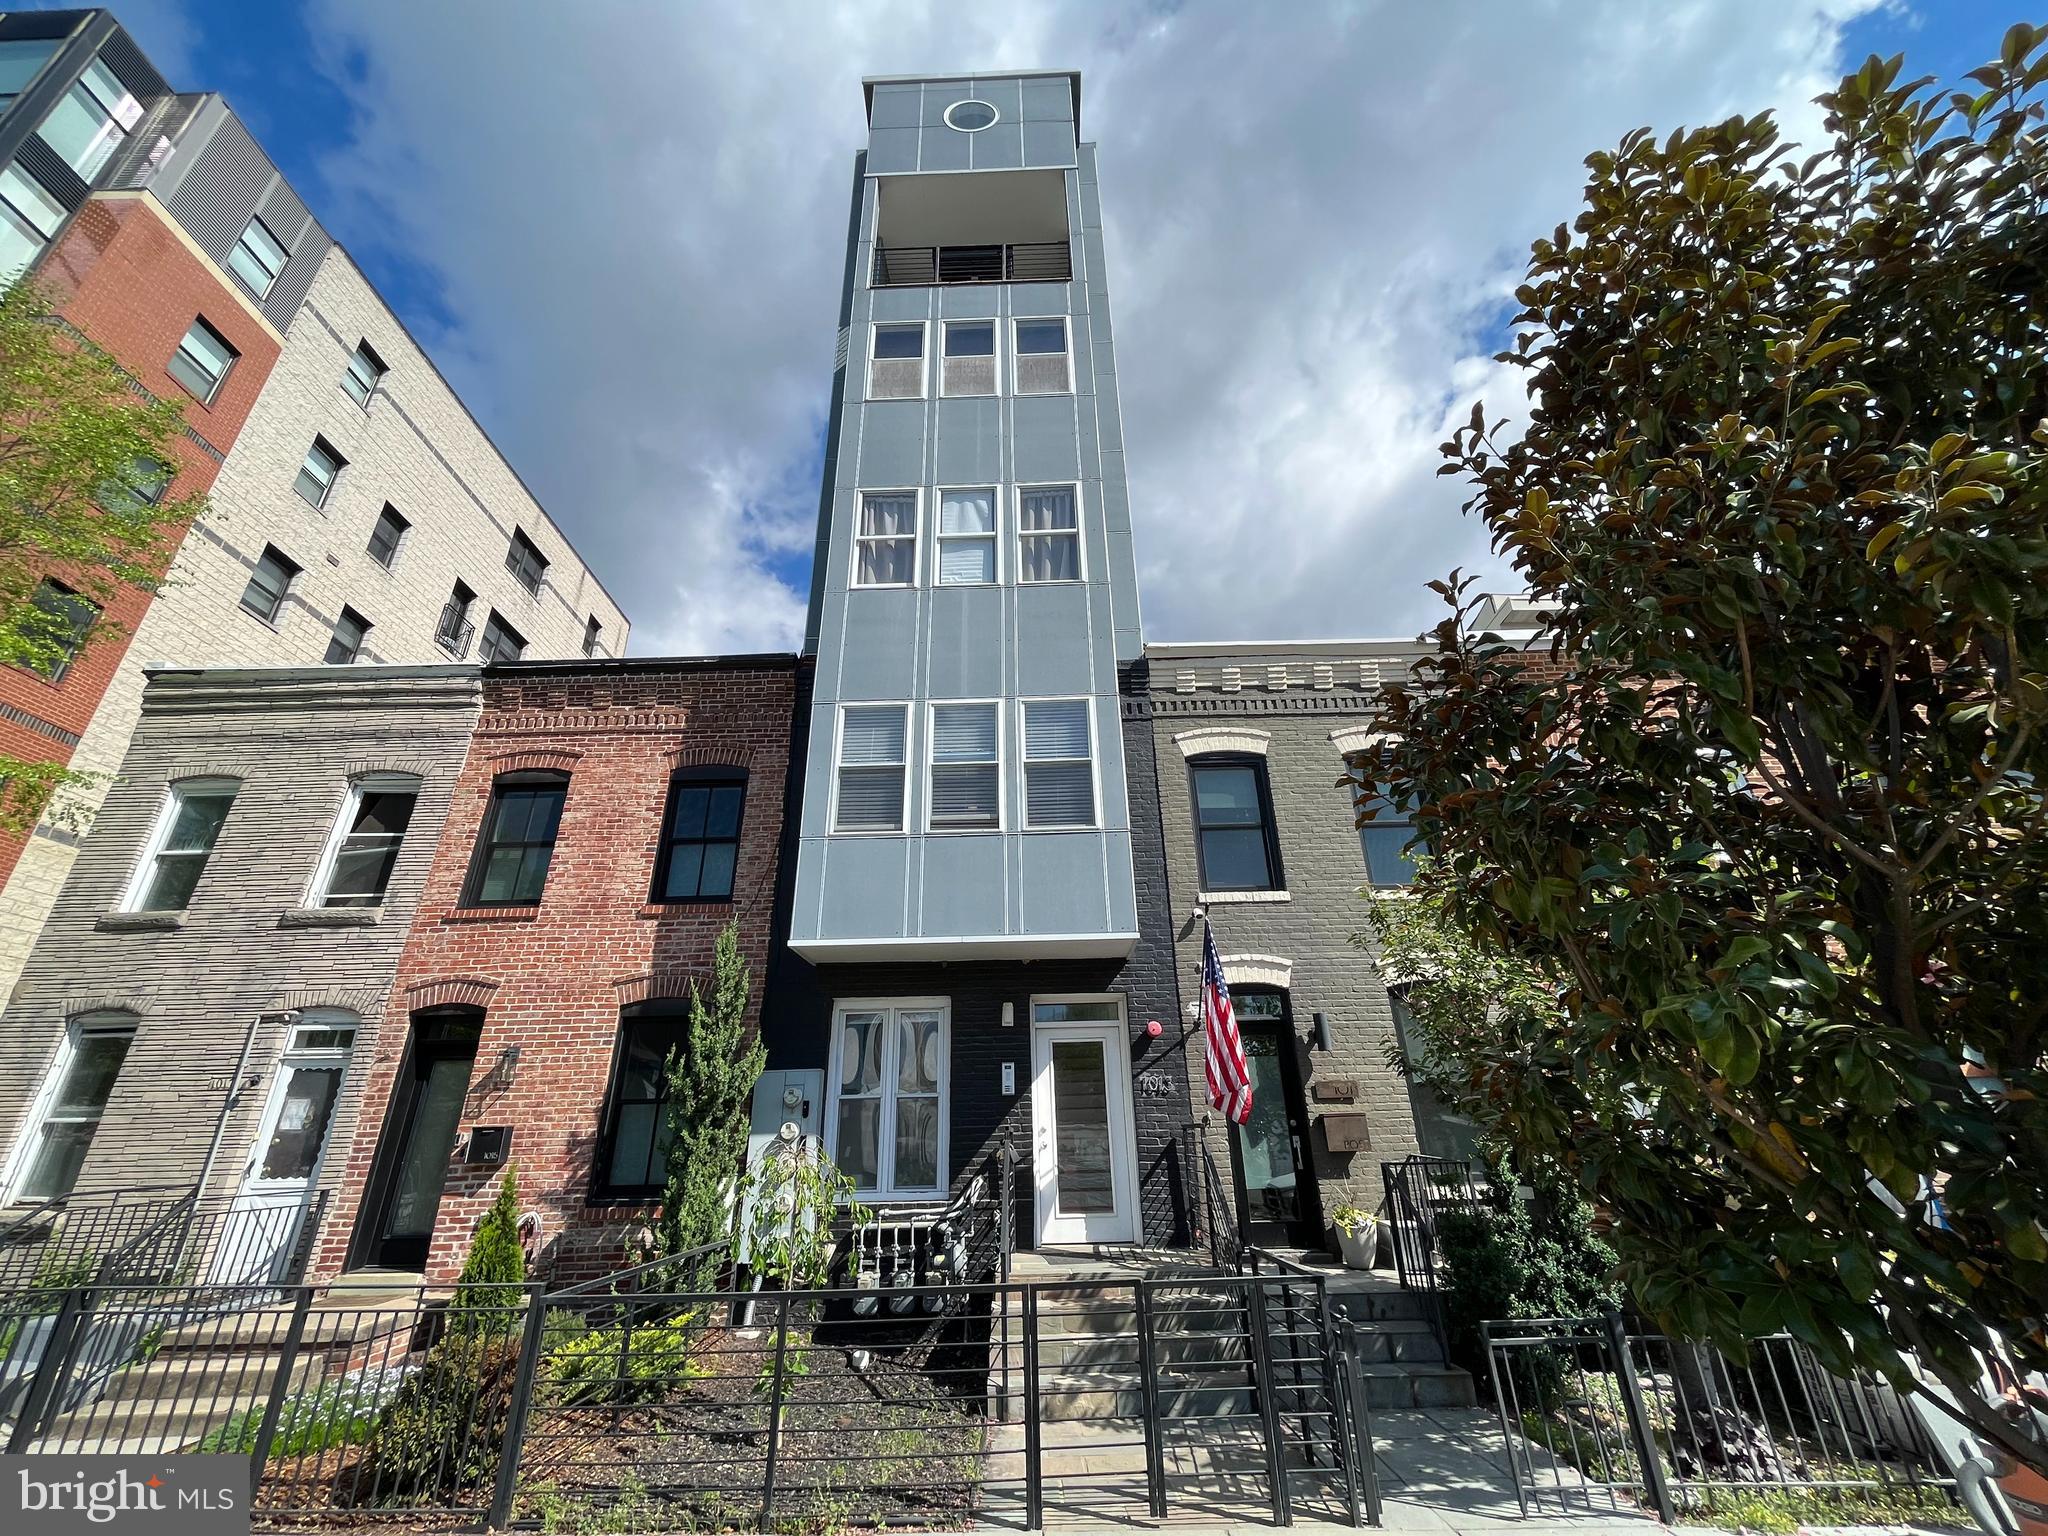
[1201,918,1253,1124]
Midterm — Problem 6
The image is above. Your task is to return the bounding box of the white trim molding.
[1173,726,1271,759]
[1328,725,1390,756]
[1220,953,1293,989]
[1199,889,1291,905]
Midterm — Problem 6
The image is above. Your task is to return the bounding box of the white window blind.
[1024,699,1096,827]
[929,702,998,829]
[937,489,996,584]
[855,493,916,586]
[1019,487,1080,582]
[836,705,907,831]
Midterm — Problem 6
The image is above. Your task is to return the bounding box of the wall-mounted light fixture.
[1310,1012,1334,1053]
[1000,1002,1015,1028]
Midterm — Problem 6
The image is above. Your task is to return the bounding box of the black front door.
[360,1012,480,1271]
[1228,993,1323,1248]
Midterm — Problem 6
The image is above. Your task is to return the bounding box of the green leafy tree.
[656,921,766,1285]
[1349,32,2048,1473]
[0,279,202,829]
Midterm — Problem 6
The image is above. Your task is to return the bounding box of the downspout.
[194,1009,295,1201]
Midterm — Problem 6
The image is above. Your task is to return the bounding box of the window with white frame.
[1018,485,1081,582]
[929,701,999,830]
[295,437,344,508]
[940,320,996,396]
[341,340,385,407]
[240,544,299,624]
[1014,317,1071,394]
[227,216,288,299]
[125,778,237,911]
[868,323,925,399]
[829,1001,947,1198]
[166,317,236,404]
[1023,698,1096,828]
[835,704,908,831]
[9,1012,135,1201]
[936,488,996,585]
[853,491,917,587]
[0,163,65,282]
[308,774,419,908]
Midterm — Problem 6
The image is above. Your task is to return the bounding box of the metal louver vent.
[870,357,924,399]
[942,356,996,396]
[1016,353,1070,394]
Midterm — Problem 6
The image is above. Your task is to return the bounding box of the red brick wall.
[316,661,797,1284]
[0,194,281,883]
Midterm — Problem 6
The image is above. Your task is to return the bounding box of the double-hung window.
[596,1004,688,1197]
[309,774,419,907]
[829,1001,947,1199]
[126,778,237,911]
[478,610,526,665]
[465,771,567,906]
[1014,317,1072,393]
[10,1014,134,1202]
[1190,757,1284,892]
[341,341,385,407]
[324,606,370,664]
[1023,698,1095,828]
[167,317,236,404]
[506,529,548,594]
[0,163,64,281]
[295,437,344,508]
[853,491,917,587]
[240,545,298,624]
[36,56,139,181]
[227,216,288,299]
[940,320,996,396]
[653,769,746,901]
[1018,485,1080,582]
[582,616,603,657]
[24,578,98,683]
[869,323,925,399]
[1358,792,1423,887]
[936,488,996,584]
[929,702,999,830]
[835,704,907,832]
[367,505,408,568]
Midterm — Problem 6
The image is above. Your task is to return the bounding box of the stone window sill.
[280,906,382,928]
[1198,889,1291,904]
[444,905,539,924]
[95,911,185,933]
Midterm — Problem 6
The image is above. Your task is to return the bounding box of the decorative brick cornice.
[477,710,690,736]
[405,976,500,1012]
[664,746,752,774]
[1151,694,1382,720]
[1173,726,1271,759]
[612,969,711,1008]
[268,987,386,1019]
[484,747,584,776]
[1220,953,1293,988]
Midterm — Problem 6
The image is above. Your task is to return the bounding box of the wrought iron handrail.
[872,240,1073,287]
[1184,1118,1241,1269]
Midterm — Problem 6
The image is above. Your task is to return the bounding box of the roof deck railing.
[872,240,1072,286]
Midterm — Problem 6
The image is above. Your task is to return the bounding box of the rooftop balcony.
[873,241,1071,286]
[871,168,1070,288]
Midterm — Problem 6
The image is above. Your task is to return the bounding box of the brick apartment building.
[316,657,797,1285]
[0,9,627,1005]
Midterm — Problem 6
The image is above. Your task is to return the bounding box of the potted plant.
[1331,1204,1380,1269]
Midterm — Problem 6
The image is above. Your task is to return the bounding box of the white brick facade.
[0,247,627,1001]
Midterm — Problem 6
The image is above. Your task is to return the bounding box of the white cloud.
[289,0,1880,652]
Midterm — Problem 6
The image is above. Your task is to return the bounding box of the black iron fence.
[872,241,1073,286]
[0,1186,329,1296]
[1185,1118,1242,1270]
[0,1256,1375,1530]
[1485,1315,1961,1524]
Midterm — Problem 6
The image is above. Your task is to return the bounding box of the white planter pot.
[1335,1224,1380,1270]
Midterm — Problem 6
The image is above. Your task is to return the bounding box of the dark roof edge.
[483,652,802,676]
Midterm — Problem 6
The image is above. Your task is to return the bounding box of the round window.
[944,99,998,132]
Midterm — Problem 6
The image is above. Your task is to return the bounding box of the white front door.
[1029,1002,1140,1246]
[210,1022,355,1284]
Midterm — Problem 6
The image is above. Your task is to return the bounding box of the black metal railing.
[0,1264,1366,1529]
[1380,1155,1478,1357]
[872,240,1072,286]
[1,1187,328,1297]
[434,601,475,658]
[1485,1315,1961,1524]
[1,1184,195,1292]
[1184,1119,1242,1270]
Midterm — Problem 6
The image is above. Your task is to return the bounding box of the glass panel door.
[382,1057,470,1244]
[1049,1040,1115,1214]
[1029,1014,1138,1246]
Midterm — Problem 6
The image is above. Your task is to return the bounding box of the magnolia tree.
[0,280,199,828]
[1349,33,2048,1472]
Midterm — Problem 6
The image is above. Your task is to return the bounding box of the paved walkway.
[1368,1408,1651,1534]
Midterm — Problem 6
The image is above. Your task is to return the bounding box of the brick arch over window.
[405,976,499,1012]
[663,746,753,774]
[58,995,148,1020]
[485,748,583,776]
[268,987,385,1018]
[1220,953,1293,989]
[612,969,711,1009]
[163,764,246,786]
[1173,726,1271,759]
[345,757,444,781]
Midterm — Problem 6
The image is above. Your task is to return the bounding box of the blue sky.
[56,0,2030,655]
